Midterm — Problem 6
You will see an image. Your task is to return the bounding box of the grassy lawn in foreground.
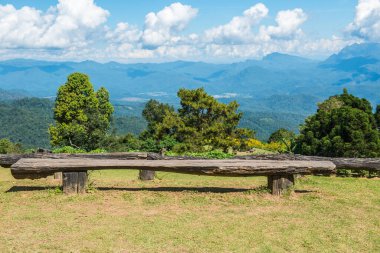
[0,168,379,253]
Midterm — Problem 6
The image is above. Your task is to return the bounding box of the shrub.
[0,139,23,154]
[246,138,287,153]
[52,146,86,154]
[166,150,234,159]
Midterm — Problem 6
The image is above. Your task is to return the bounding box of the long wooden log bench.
[10,158,336,195]
[2,153,379,172]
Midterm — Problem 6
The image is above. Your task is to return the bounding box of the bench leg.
[77,171,88,194]
[138,153,159,181]
[139,170,155,180]
[267,175,295,195]
[63,171,87,194]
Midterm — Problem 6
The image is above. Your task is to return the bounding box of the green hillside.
[0,98,53,148]
[0,97,307,148]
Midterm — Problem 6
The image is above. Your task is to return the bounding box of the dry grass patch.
[0,168,379,252]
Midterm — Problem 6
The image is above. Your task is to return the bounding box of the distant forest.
[0,97,304,148]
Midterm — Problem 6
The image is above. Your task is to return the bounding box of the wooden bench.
[11,158,336,195]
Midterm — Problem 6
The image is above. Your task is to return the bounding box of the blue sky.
[0,0,377,62]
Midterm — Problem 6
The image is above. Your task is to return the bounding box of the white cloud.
[202,35,354,61]
[259,8,307,40]
[56,0,108,28]
[201,6,322,60]
[156,45,201,59]
[141,2,198,48]
[204,3,268,43]
[0,0,109,49]
[347,0,380,41]
[0,1,359,62]
[106,22,141,44]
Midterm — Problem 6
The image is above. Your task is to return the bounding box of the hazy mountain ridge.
[0,43,379,146]
[0,43,379,112]
[0,88,29,101]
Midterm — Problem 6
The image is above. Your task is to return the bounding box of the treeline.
[0,98,146,149]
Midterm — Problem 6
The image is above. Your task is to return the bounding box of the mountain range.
[0,43,379,145]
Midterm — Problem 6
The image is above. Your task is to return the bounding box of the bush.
[0,138,23,154]
[104,134,143,152]
[89,149,107,153]
[158,135,179,151]
[140,138,159,152]
[166,150,234,159]
[295,89,380,157]
[246,138,287,153]
[52,146,86,154]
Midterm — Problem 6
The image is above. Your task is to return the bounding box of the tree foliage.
[0,138,22,154]
[49,73,113,151]
[269,128,296,143]
[141,99,176,140]
[268,128,296,153]
[295,89,380,157]
[140,88,254,152]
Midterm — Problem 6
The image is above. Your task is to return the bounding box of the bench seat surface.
[11,158,336,177]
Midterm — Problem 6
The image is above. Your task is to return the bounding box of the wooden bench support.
[138,152,161,181]
[139,170,155,180]
[267,175,295,195]
[63,171,87,194]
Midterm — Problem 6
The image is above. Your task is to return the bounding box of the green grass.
[0,168,379,252]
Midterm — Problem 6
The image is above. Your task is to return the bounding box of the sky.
[0,0,378,63]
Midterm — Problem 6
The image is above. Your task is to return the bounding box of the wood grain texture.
[11,159,335,179]
[62,171,87,194]
[268,175,295,195]
[138,170,155,180]
[235,154,380,172]
[77,171,88,194]
[0,152,148,168]
[63,172,78,194]
[3,153,379,172]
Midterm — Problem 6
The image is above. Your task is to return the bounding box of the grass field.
[0,168,379,253]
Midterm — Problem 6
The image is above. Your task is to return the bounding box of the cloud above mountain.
[204,3,268,43]
[0,0,108,49]
[260,8,307,40]
[347,0,380,41]
[142,2,198,48]
[0,0,373,62]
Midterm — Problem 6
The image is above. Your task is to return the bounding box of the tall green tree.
[295,89,380,157]
[144,88,254,152]
[49,73,113,151]
[175,88,253,151]
[140,99,176,140]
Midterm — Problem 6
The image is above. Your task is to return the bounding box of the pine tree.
[49,73,113,151]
